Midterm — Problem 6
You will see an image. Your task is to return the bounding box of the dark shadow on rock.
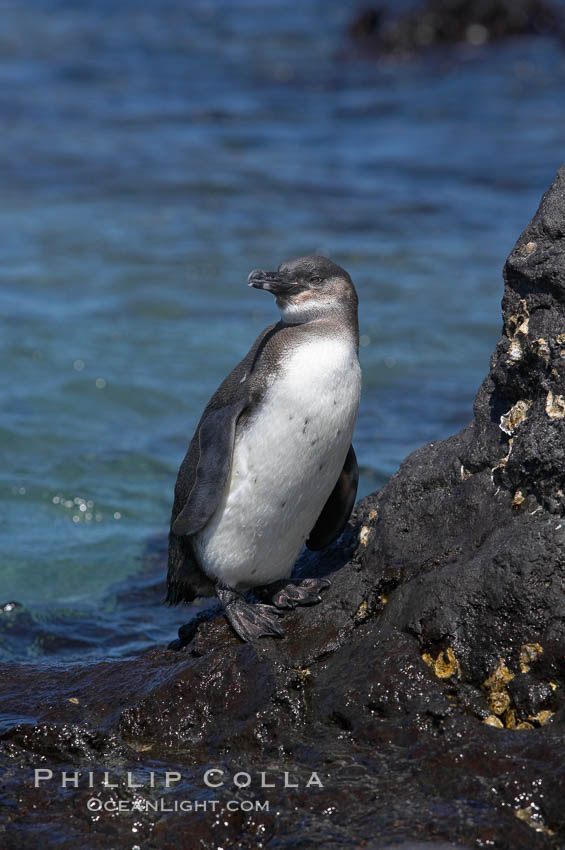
[4,169,565,847]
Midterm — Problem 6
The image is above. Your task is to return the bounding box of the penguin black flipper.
[172,401,247,537]
[305,444,358,551]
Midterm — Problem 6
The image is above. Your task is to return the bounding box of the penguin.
[167,255,362,642]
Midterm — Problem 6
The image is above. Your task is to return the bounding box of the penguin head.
[248,255,358,324]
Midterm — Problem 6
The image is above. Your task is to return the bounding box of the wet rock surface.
[349,0,564,55]
[4,169,565,848]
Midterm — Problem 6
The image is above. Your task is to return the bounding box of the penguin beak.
[247,269,299,295]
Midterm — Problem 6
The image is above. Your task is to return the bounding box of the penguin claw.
[270,578,331,609]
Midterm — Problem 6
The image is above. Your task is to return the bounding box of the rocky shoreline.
[348,0,564,55]
[3,168,565,848]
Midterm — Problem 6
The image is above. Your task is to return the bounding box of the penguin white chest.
[193,337,361,589]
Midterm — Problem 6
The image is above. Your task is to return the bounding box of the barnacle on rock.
[508,339,522,362]
[504,709,534,730]
[515,805,555,835]
[519,642,543,673]
[518,241,537,258]
[507,298,530,337]
[504,708,516,728]
[354,600,369,622]
[500,400,532,435]
[422,647,459,679]
[481,651,555,730]
[545,390,565,419]
[483,714,504,729]
[488,688,511,715]
[528,710,554,726]
[483,659,514,690]
[483,659,514,717]
[291,667,311,685]
[532,337,550,363]
[492,438,513,474]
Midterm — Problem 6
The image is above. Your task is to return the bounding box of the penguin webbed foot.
[216,586,284,642]
[257,577,331,610]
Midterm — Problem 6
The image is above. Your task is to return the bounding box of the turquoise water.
[2,0,565,662]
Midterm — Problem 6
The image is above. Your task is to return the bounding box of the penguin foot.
[268,578,331,610]
[216,586,284,642]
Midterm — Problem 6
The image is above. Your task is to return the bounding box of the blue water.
[1,0,564,663]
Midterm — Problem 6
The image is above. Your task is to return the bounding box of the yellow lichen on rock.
[359,526,371,545]
[545,390,565,419]
[368,509,377,521]
[499,399,532,435]
[519,642,543,673]
[513,489,526,507]
[556,333,565,345]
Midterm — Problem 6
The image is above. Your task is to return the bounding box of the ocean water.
[1,0,565,665]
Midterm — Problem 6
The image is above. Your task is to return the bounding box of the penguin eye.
[310,275,322,283]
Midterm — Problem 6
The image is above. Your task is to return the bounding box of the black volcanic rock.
[349,0,564,54]
[4,169,565,847]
